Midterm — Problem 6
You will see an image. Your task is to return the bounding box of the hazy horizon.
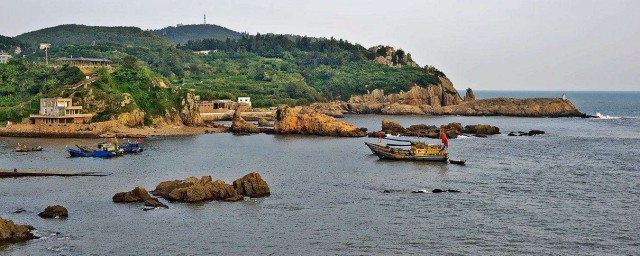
[1,0,638,91]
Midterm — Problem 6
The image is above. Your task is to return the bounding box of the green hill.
[151,24,243,45]
[16,24,172,48]
[0,35,20,51]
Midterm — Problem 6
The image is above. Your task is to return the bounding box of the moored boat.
[68,142,122,158]
[365,141,448,162]
[118,139,144,153]
[365,125,450,162]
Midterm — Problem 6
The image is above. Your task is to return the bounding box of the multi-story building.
[29,98,93,125]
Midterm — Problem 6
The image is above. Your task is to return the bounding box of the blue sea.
[0,91,638,255]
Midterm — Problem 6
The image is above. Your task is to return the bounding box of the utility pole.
[45,47,48,65]
[204,14,206,25]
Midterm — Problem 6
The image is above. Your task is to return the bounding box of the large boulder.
[231,105,259,134]
[153,176,244,203]
[0,217,35,243]
[113,186,152,203]
[233,172,271,198]
[38,205,68,219]
[463,124,500,135]
[274,106,366,137]
[257,117,272,127]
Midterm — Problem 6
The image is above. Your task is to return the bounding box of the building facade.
[238,97,251,108]
[29,98,93,125]
[0,51,11,64]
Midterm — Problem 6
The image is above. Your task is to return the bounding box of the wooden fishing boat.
[365,141,448,162]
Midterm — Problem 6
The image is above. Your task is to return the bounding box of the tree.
[122,55,139,69]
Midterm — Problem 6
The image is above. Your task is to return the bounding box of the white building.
[238,97,251,107]
[0,51,11,64]
[39,43,51,50]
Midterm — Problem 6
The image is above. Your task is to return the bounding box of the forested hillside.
[151,24,243,45]
[0,35,21,51]
[16,25,172,48]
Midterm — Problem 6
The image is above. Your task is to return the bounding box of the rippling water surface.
[0,92,639,255]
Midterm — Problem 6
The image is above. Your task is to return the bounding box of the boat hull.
[68,148,118,158]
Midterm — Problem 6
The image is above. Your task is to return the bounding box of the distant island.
[0,23,583,137]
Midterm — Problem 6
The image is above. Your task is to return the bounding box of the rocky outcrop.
[231,105,259,134]
[153,176,244,203]
[274,106,366,137]
[38,205,68,219]
[376,119,499,138]
[346,81,463,114]
[0,217,35,243]
[309,102,345,118]
[178,93,204,126]
[257,117,272,127]
[435,97,582,117]
[463,124,500,135]
[368,45,419,67]
[113,186,152,203]
[117,108,145,127]
[464,88,476,101]
[232,172,271,198]
[381,119,407,134]
[144,198,168,209]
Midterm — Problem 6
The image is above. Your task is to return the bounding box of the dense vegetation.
[151,24,243,45]
[178,34,442,106]
[16,25,172,49]
[0,35,21,52]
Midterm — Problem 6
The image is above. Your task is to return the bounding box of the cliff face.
[274,106,366,137]
[346,77,464,114]
[368,45,419,68]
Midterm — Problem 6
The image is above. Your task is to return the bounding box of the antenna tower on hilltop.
[203,14,206,25]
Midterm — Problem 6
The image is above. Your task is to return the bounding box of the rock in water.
[233,172,271,198]
[432,189,445,193]
[381,119,407,135]
[231,105,259,134]
[113,186,152,203]
[528,130,545,136]
[153,176,244,203]
[144,198,168,209]
[38,205,68,218]
[0,217,35,243]
[257,117,272,127]
[274,105,366,137]
[463,124,500,135]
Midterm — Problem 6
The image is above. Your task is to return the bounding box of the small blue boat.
[67,143,122,158]
[118,141,144,153]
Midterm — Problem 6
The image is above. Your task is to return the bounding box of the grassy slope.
[151,24,243,45]
[16,24,172,48]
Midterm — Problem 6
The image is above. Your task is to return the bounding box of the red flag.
[440,125,448,148]
[137,138,143,143]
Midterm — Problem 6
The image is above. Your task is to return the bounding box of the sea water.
[0,91,638,255]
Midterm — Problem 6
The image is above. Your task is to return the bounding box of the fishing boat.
[118,140,144,153]
[365,125,450,162]
[365,141,448,162]
[67,142,122,158]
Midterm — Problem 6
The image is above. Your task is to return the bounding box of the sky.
[1,0,638,91]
